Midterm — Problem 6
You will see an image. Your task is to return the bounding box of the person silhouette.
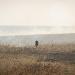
[35,40,39,48]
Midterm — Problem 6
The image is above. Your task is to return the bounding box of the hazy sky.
[0,0,75,35]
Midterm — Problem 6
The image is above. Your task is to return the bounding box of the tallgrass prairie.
[0,44,75,75]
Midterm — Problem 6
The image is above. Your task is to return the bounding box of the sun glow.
[49,2,73,26]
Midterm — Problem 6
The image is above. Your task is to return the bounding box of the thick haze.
[0,26,75,36]
[0,0,75,35]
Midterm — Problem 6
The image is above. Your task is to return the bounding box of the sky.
[0,0,75,35]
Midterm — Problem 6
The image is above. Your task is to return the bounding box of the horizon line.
[0,33,75,36]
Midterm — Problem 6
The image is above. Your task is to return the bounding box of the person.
[35,40,39,47]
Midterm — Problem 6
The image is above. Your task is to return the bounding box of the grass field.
[0,44,75,75]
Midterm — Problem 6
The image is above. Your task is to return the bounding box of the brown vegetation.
[0,44,75,75]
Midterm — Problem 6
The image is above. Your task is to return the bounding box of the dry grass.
[0,57,75,75]
[0,44,75,75]
[37,43,75,53]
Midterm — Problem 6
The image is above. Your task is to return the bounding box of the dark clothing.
[35,40,39,47]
